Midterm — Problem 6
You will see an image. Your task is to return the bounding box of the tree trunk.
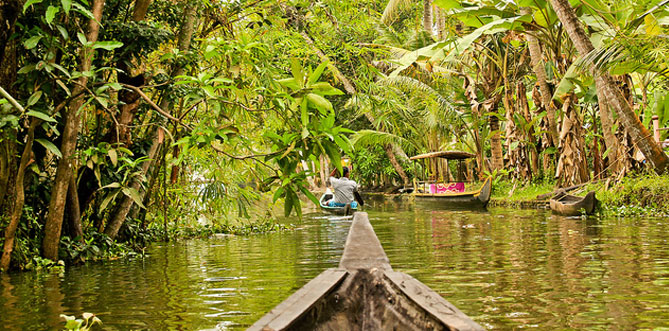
[1,119,37,271]
[104,129,162,238]
[0,4,19,220]
[384,144,408,185]
[522,8,559,147]
[489,114,504,171]
[517,82,539,174]
[0,0,22,64]
[42,0,105,261]
[595,77,621,175]
[549,0,669,174]
[66,175,83,240]
[131,0,152,21]
[435,6,445,40]
[104,2,197,239]
[423,0,433,35]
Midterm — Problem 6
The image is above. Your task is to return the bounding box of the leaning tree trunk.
[0,119,37,271]
[522,7,559,148]
[42,0,105,261]
[549,0,669,174]
[423,0,433,35]
[299,29,410,185]
[104,2,197,239]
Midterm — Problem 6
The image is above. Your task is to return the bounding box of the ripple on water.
[2,209,669,330]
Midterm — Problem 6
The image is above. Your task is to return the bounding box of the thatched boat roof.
[409,150,476,160]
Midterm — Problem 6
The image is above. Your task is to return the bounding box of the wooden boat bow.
[249,212,484,331]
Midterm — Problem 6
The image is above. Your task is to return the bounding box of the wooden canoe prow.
[249,212,484,331]
[550,190,597,216]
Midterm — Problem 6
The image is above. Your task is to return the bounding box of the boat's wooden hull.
[413,177,492,208]
[550,191,597,216]
[249,213,483,331]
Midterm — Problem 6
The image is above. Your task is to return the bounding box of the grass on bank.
[491,173,669,217]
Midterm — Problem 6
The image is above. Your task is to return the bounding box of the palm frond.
[381,0,412,25]
[379,76,462,115]
[374,24,406,47]
[404,29,436,50]
[351,129,418,153]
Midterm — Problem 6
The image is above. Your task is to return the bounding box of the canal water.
[1,198,669,330]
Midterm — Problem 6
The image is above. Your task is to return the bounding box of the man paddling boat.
[327,166,359,209]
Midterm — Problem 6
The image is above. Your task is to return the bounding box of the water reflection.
[0,204,668,330]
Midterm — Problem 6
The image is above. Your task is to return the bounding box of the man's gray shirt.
[329,176,358,204]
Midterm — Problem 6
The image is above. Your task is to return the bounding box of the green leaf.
[99,191,119,211]
[299,185,319,205]
[27,91,43,106]
[290,58,304,88]
[272,186,284,202]
[55,79,71,95]
[61,0,71,15]
[72,2,95,20]
[18,64,36,74]
[56,25,69,40]
[276,78,300,91]
[310,82,344,96]
[306,93,333,114]
[108,149,118,166]
[92,41,124,50]
[45,6,59,24]
[645,14,662,36]
[300,98,309,127]
[552,63,579,100]
[323,141,342,175]
[24,35,42,49]
[100,182,121,189]
[36,138,62,158]
[26,110,56,122]
[77,32,87,45]
[307,61,328,85]
[64,319,81,330]
[433,0,462,11]
[23,0,43,13]
[284,190,293,217]
[122,187,145,208]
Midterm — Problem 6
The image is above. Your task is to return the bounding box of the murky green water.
[2,198,669,330]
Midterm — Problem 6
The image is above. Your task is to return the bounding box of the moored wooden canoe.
[550,190,597,216]
[248,212,483,331]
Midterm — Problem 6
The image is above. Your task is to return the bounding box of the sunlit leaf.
[45,6,59,24]
[122,187,145,208]
[26,110,56,122]
[36,138,62,158]
[23,0,43,13]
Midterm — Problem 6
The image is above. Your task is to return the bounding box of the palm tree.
[381,0,434,35]
[548,0,669,174]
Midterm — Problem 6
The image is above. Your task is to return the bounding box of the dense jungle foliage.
[1,0,668,271]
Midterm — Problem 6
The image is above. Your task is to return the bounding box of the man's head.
[342,166,350,178]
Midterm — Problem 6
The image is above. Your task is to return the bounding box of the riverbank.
[490,174,669,217]
[354,174,669,218]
